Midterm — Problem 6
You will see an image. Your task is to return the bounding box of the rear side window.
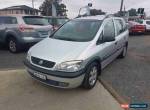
[5,17,18,24]
[0,17,17,24]
[146,21,150,25]
[114,19,124,35]
[103,19,115,38]
[23,16,49,26]
[0,17,5,24]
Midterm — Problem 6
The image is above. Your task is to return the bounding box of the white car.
[142,20,150,31]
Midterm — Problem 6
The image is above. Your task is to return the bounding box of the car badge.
[39,60,43,65]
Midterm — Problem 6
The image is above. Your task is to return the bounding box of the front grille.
[31,56,55,68]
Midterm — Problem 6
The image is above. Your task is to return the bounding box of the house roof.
[0,5,40,11]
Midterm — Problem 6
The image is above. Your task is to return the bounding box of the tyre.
[119,43,128,58]
[82,62,100,89]
[8,37,20,53]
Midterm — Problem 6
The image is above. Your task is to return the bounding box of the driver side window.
[103,19,115,39]
[97,19,115,44]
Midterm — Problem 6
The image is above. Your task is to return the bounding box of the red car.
[128,21,146,34]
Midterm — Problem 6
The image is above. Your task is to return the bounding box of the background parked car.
[0,15,52,53]
[45,16,69,30]
[141,20,150,32]
[128,21,146,34]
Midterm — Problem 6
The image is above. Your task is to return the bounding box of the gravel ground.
[101,35,150,107]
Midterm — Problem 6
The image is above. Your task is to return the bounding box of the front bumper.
[129,29,145,33]
[24,60,85,88]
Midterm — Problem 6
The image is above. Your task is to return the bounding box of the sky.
[0,0,150,18]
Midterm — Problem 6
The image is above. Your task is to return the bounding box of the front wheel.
[82,62,99,89]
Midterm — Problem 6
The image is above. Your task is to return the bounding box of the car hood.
[30,38,91,63]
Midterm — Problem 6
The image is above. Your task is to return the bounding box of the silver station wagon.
[24,15,129,89]
[0,15,52,53]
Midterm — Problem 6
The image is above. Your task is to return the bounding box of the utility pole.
[32,0,35,15]
[120,0,124,12]
[32,0,34,9]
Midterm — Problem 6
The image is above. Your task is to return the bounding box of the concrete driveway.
[0,70,123,110]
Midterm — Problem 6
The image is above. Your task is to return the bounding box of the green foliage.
[55,3,67,16]
[90,9,105,15]
[128,8,137,16]
[39,0,67,16]
[39,0,53,16]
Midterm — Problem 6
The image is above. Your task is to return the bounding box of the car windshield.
[57,18,68,25]
[23,16,49,26]
[51,20,102,42]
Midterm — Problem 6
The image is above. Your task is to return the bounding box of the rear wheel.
[8,37,21,53]
[82,62,100,89]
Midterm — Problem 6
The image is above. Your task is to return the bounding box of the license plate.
[33,72,47,80]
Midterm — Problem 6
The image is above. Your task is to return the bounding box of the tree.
[54,3,67,16]
[90,9,105,15]
[39,0,67,16]
[128,8,137,16]
[39,0,53,16]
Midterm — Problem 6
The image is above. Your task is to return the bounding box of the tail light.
[19,25,35,32]
[135,25,145,29]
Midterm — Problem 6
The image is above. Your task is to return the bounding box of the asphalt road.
[101,35,150,104]
[0,35,150,106]
[0,46,26,70]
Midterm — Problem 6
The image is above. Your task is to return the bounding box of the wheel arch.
[5,33,17,44]
[85,56,102,75]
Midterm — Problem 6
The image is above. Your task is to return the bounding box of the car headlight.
[26,52,31,62]
[54,60,83,72]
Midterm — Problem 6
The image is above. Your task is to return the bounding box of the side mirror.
[102,31,115,42]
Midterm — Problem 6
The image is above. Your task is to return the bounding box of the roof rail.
[104,14,114,19]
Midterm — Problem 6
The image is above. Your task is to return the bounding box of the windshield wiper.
[56,37,77,41]
[32,24,45,26]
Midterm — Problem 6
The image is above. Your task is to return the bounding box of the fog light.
[59,82,69,87]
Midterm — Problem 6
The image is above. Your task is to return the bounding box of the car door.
[96,18,117,69]
[0,17,6,43]
[114,19,127,55]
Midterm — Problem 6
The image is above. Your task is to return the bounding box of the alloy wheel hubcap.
[9,40,16,52]
[89,66,98,86]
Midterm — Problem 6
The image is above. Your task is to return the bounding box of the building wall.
[0,9,39,15]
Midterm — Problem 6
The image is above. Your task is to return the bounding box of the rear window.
[57,18,68,25]
[23,16,49,26]
[0,17,5,24]
[146,21,150,25]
